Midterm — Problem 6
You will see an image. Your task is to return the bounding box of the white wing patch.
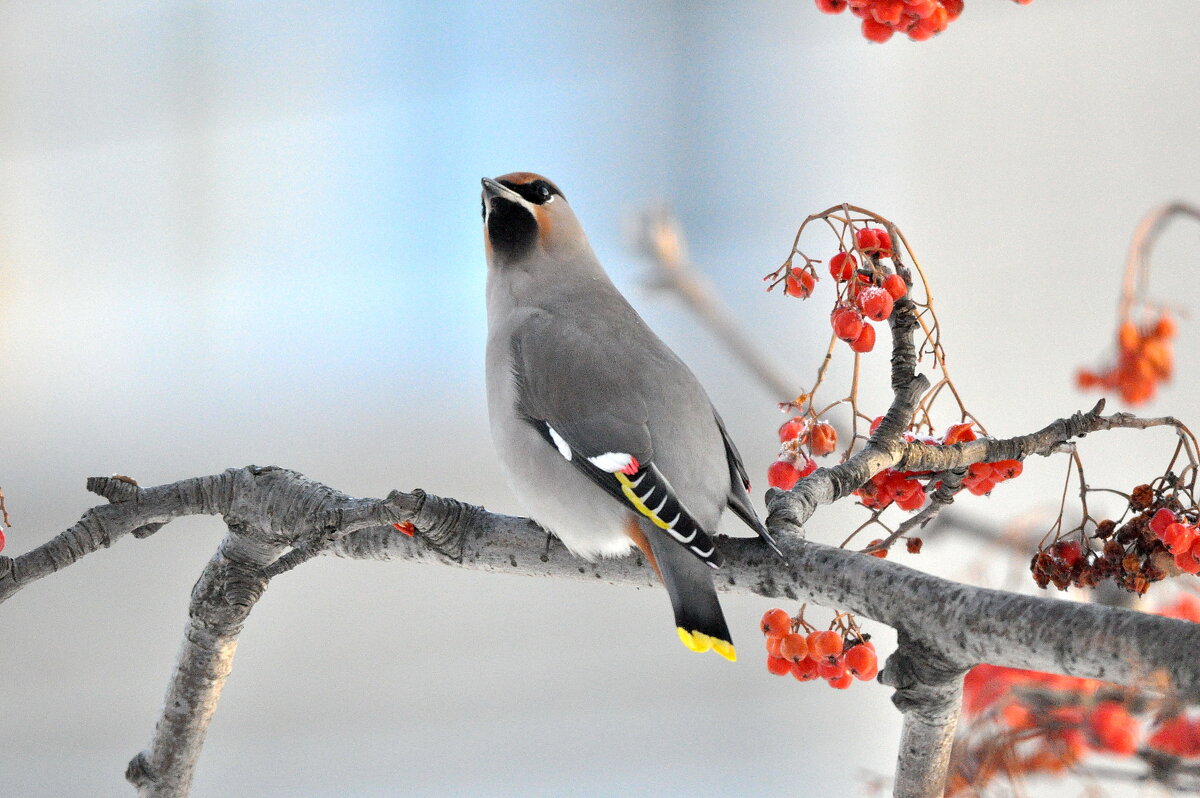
[546,424,573,461]
[587,451,636,473]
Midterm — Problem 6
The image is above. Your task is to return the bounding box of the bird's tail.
[640,520,735,662]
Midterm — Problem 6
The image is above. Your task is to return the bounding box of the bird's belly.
[486,346,632,559]
[497,421,633,559]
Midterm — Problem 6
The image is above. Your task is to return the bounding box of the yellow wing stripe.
[615,472,671,530]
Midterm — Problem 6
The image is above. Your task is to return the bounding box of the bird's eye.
[537,183,552,202]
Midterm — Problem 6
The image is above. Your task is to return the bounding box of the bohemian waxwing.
[482,172,780,661]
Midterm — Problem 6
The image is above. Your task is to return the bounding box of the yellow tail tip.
[677,628,737,662]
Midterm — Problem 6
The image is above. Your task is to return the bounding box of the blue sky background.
[3,2,1200,795]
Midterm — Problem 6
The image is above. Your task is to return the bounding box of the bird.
[482,171,780,662]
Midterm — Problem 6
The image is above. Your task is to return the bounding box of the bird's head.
[481,172,587,265]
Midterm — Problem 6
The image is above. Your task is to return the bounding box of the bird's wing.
[511,312,722,567]
[713,409,784,558]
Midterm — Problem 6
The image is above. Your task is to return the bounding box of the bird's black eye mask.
[500,179,563,205]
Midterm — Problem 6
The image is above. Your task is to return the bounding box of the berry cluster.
[767,417,838,490]
[760,608,878,689]
[950,594,1200,794]
[1150,507,1200,574]
[854,420,1023,511]
[779,227,908,355]
[829,230,907,354]
[1031,484,1200,594]
[815,0,1032,44]
[961,664,1138,777]
[1077,313,1176,405]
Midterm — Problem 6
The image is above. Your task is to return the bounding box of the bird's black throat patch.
[487,197,538,258]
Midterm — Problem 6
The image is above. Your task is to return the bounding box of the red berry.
[760,608,792,637]
[767,459,802,490]
[871,0,905,25]
[869,415,884,435]
[855,226,893,256]
[810,421,838,457]
[791,658,820,681]
[831,306,865,341]
[765,635,783,657]
[807,630,844,660]
[849,322,876,353]
[778,416,808,443]
[845,644,879,679]
[766,655,792,676]
[861,18,894,43]
[795,456,818,479]
[829,252,857,281]
[992,459,1023,481]
[826,671,854,689]
[815,0,848,12]
[817,654,848,680]
[882,273,907,300]
[941,422,977,445]
[1052,540,1083,567]
[784,268,816,298]
[780,633,810,662]
[895,483,926,512]
[1150,508,1177,536]
[0,525,5,554]
[866,538,888,558]
[857,286,894,321]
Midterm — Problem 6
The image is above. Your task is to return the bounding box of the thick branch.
[5,464,1200,796]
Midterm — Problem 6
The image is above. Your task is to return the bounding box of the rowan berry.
[778,416,808,443]
[790,657,820,681]
[810,421,838,457]
[882,273,907,300]
[807,630,844,660]
[906,537,923,554]
[1150,508,1178,536]
[760,608,792,637]
[784,267,816,298]
[849,322,876,353]
[845,644,879,680]
[829,252,857,281]
[1086,701,1139,755]
[857,286,894,321]
[766,655,792,676]
[831,306,865,341]
[826,671,854,689]
[780,633,810,662]
[814,0,848,12]
[855,227,893,256]
[767,459,803,490]
[866,538,887,558]
[817,654,848,680]
[1051,540,1083,568]
[861,18,893,42]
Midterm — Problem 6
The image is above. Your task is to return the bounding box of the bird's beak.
[481,177,521,202]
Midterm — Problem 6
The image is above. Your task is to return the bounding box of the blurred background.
[2,1,1199,795]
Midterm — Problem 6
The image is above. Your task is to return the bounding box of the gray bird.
[482,172,779,661]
